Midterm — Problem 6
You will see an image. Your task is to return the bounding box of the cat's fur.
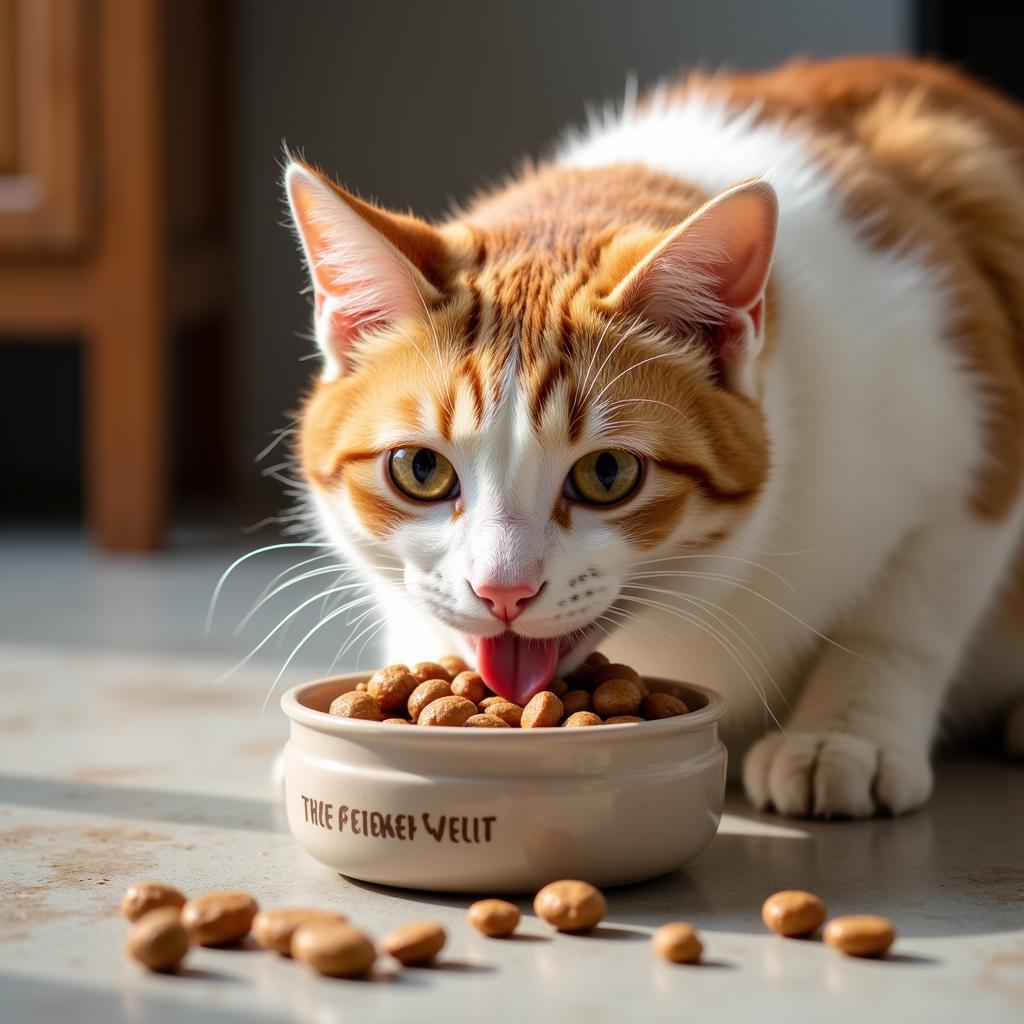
[284,56,1024,818]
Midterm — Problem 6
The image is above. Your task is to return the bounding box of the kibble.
[521,691,564,728]
[485,701,524,727]
[407,679,452,720]
[823,915,895,958]
[124,907,190,972]
[381,920,447,965]
[762,890,827,938]
[121,882,186,923]
[468,899,520,938]
[563,711,603,727]
[652,922,703,964]
[641,692,689,720]
[592,679,643,717]
[561,690,591,716]
[252,907,347,956]
[465,713,510,728]
[593,662,641,687]
[534,880,606,932]
[411,661,452,684]
[181,890,259,947]
[450,671,488,705]
[382,717,412,725]
[292,921,377,977]
[604,715,644,724]
[548,678,569,697]
[438,654,469,676]
[329,690,382,722]
[418,695,478,727]
[367,665,418,713]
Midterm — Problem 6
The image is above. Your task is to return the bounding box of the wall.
[236,0,910,486]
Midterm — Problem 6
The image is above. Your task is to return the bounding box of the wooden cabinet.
[0,0,232,549]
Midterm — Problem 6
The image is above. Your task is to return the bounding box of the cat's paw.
[742,731,933,819]
[1005,700,1024,759]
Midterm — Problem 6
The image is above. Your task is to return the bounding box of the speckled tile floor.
[1,529,1022,1022]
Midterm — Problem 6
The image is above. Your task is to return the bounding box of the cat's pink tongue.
[476,634,559,705]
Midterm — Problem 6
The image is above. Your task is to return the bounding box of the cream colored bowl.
[280,673,727,893]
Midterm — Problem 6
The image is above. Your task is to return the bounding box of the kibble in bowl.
[281,663,726,893]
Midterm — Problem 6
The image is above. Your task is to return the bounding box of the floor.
[1,527,1023,1023]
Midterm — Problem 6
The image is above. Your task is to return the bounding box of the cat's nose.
[471,581,543,623]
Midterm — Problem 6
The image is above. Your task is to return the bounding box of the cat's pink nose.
[471,581,542,623]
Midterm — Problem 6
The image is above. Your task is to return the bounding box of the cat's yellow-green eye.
[565,449,643,506]
[388,447,459,501]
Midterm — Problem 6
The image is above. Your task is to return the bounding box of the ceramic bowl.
[280,673,726,893]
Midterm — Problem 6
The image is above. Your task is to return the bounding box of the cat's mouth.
[466,629,595,705]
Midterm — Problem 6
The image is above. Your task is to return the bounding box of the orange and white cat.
[284,57,1024,819]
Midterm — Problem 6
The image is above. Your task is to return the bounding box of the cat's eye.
[388,447,459,502]
[565,450,643,506]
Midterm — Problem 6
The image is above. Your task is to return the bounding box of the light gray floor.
[1,527,1022,1023]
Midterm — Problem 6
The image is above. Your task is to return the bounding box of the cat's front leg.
[743,511,1022,818]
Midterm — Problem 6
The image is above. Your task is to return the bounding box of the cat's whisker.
[248,552,340,612]
[591,349,679,408]
[206,541,335,634]
[327,605,378,674]
[631,553,800,599]
[599,603,699,672]
[253,425,297,464]
[234,562,353,636]
[580,310,647,407]
[574,311,620,415]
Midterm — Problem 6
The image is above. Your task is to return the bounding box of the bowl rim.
[281,671,725,741]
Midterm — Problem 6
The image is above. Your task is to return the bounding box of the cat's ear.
[285,161,445,378]
[606,180,778,395]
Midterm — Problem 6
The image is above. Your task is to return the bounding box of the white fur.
[297,92,1024,818]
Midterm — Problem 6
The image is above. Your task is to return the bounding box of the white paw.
[742,731,933,819]
[1006,700,1024,758]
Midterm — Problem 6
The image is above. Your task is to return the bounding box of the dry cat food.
[292,921,377,978]
[533,879,607,933]
[761,890,828,938]
[467,899,521,938]
[124,907,191,972]
[181,890,259,947]
[328,652,690,728]
[120,881,186,923]
[381,921,447,965]
[252,907,348,956]
[823,914,896,958]
[651,922,703,964]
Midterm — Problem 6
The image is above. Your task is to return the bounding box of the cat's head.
[285,159,777,703]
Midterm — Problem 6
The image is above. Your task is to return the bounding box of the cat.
[282,56,1024,819]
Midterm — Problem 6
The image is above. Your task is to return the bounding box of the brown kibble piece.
[641,692,689,720]
[478,695,506,711]
[561,690,592,716]
[563,711,602,727]
[533,880,606,932]
[652,922,703,964]
[252,908,348,956]
[484,701,524,727]
[548,678,568,697]
[438,654,470,676]
[823,915,895,957]
[355,681,368,692]
[329,691,382,722]
[592,679,643,717]
[593,662,641,686]
[121,882,186,923]
[418,695,478,727]
[604,715,644,724]
[293,921,377,977]
[382,717,411,725]
[181,890,258,947]
[465,713,511,728]
[367,664,418,713]
[411,661,453,684]
[407,679,452,720]
[450,671,487,705]
[468,899,520,938]
[521,691,564,728]
[124,907,190,972]
[381,920,447,965]
[762,890,827,938]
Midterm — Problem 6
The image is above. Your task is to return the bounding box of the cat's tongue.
[476,634,559,705]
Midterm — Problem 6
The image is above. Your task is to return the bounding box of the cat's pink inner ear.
[611,180,778,333]
[285,162,440,376]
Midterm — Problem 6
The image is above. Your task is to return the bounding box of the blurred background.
[0,0,1015,673]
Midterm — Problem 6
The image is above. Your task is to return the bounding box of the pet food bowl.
[280,673,727,893]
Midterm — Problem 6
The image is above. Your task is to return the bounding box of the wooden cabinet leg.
[86,0,167,551]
